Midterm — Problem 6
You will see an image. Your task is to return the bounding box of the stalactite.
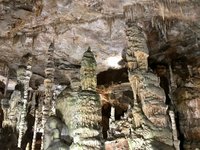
[123,4,144,22]
[129,75,139,105]
[18,55,32,148]
[151,16,168,40]
[41,43,55,150]
[105,16,116,38]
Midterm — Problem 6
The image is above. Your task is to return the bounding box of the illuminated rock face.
[56,48,102,150]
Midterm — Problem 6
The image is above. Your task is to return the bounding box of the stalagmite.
[80,47,97,91]
[110,106,115,121]
[1,62,10,127]
[56,47,102,150]
[70,47,102,150]
[187,65,193,77]
[26,143,30,150]
[122,7,174,148]
[17,54,32,148]
[32,110,39,150]
[41,43,55,150]
[108,106,115,137]
[169,110,180,150]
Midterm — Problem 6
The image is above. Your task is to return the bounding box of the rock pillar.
[125,19,174,148]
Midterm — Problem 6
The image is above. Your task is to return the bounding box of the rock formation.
[18,55,32,148]
[104,18,176,150]
[173,67,200,149]
[41,43,55,150]
[0,1,200,150]
[56,47,102,150]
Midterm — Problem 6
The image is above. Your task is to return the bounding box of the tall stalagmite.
[124,17,174,148]
[1,62,10,128]
[17,54,32,148]
[41,43,55,150]
[56,47,102,150]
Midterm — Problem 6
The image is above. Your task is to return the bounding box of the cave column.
[41,43,55,150]
[123,11,176,148]
[124,17,169,128]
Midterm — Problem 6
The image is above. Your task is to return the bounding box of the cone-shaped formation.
[56,47,102,150]
[41,43,55,150]
[17,54,32,148]
[80,47,97,91]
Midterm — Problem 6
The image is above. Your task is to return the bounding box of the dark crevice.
[176,112,184,150]
[151,62,184,149]
[160,76,171,105]
[97,68,128,86]
[101,103,111,139]
[114,106,127,120]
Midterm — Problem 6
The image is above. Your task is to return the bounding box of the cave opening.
[97,68,129,86]
[97,67,130,139]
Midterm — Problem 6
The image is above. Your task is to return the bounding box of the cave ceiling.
[0,0,199,89]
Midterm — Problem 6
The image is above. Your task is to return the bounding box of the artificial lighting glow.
[106,56,121,68]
